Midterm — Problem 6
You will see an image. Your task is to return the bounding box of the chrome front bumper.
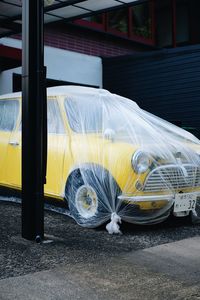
[117,192,200,225]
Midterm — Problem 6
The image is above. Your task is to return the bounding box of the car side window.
[0,100,19,131]
[47,99,65,134]
[64,97,102,133]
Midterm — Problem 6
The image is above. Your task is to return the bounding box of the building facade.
[0,0,199,136]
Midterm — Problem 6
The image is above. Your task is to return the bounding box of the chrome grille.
[143,164,200,192]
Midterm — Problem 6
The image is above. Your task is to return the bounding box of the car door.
[5,97,68,197]
[0,98,20,187]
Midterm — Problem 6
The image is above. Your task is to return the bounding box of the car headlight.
[131,151,151,174]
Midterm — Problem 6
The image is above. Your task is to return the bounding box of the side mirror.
[103,128,116,142]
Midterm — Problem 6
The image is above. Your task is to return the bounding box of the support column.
[22,0,47,241]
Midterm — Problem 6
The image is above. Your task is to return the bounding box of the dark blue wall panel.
[103,45,200,137]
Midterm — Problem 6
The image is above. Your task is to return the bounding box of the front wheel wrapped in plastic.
[65,167,121,228]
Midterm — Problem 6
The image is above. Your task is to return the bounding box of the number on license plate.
[174,193,197,213]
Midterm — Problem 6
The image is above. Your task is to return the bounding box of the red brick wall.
[44,23,147,57]
[12,23,149,57]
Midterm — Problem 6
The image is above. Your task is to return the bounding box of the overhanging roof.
[0,0,143,38]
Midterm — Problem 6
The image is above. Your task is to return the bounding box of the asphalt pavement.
[0,200,200,300]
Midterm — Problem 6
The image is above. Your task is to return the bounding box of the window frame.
[130,0,155,45]
[107,7,129,37]
[73,1,156,46]
[74,15,106,31]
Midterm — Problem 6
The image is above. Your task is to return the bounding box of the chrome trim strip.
[118,192,200,203]
[118,194,174,202]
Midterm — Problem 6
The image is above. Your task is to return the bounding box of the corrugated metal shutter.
[103,45,200,137]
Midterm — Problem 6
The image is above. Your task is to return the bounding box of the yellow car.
[0,86,200,230]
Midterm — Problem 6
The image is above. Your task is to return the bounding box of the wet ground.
[1,200,200,281]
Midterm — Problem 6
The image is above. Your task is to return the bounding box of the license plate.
[174,193,197,213]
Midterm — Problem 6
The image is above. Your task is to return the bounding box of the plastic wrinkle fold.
[106,213,122,235]
[0,86,200,232]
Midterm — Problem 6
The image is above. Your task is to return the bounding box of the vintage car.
[0,86,200,231]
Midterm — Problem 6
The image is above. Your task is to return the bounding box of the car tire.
[65,167,121,228]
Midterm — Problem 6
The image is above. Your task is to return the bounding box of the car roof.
[0,86,111,99]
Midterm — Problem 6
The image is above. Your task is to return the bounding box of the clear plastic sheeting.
[0,86,200,233]
[62,87,200,231]
[106,213,122,235]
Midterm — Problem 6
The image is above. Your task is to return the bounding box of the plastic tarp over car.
[61,87,200,233]
[0,86,200,233]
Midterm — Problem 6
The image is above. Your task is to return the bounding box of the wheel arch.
[64,163,120,201]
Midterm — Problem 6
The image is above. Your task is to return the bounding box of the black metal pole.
[22,0,46,240]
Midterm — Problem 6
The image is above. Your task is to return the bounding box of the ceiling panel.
[120,0,139,3]
[44,0,60,6]
[0,3,21,17]
[4,0,22,5]
[49,5,87,18]
[0,0,141,37]
[76,0,122,11]
[44,13,62,23]
[58,0,84,2]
